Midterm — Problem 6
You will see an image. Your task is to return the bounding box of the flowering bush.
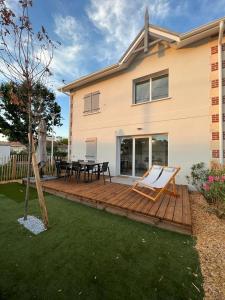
[202,174,225,204]
[187,163,225,215]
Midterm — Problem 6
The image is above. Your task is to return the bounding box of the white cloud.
[51,14,86,88]
[86,0,171,62]
[4,0,19,12]
[50,0,172,87]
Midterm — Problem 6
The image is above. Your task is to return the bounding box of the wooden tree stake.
[31,136,49,228]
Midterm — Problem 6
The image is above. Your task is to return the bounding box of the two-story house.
[60,12,225,184]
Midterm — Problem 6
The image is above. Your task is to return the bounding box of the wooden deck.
[40,177,192,235]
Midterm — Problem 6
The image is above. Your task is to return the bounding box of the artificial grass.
[0,183,204,300]
[0,182,38,202]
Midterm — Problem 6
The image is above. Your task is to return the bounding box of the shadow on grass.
[0,182,38,203]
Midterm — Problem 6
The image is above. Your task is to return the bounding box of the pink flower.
[208,176,214,183]
[220,176,225,182]
[203,183,210,191]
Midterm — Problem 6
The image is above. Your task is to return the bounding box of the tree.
[0,82,62,145]
[0,0,59,225]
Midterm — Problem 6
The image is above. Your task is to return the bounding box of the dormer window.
[133,71,169,104]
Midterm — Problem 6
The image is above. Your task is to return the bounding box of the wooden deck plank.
[173,186,183,224]
[156,193,170,219]
[182,186,192,226]
[40,177,192,234]
[147,193,167,217]
[164,195,176,222]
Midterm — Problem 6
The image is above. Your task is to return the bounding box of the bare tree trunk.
[24,94,32,220]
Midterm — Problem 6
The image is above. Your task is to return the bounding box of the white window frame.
[133,70,169,104]
[118,134,168,177]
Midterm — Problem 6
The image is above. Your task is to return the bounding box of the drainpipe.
[218,20,225,164]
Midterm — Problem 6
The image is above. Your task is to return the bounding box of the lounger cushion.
[151,167,177,189]
[138,165,163,186]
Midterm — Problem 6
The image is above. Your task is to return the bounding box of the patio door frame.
[119,135,152,178]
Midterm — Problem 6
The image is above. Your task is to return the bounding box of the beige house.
[60,12,225,184]
[10,141,26,153]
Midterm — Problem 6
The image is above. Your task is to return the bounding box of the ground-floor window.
[120,134,168,177]
[85,138,97,160]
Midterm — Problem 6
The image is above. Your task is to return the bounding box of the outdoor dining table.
[77,161,101,183]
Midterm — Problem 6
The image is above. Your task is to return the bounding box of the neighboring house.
[60,12,225,184]
[0,142,10,165]
[10,142,26,153]
[0,134,7,142]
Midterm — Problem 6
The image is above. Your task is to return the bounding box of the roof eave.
[59,63,124,93]
[59,17,225,94]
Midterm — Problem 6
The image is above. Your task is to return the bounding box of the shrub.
[202,174,225,204]
[187,162,225,215]
[186,162,209,192]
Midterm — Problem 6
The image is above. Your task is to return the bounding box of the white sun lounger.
[136,165,163,187]
[132,166,180,202]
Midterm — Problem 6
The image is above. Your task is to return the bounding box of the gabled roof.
[60,17,225,93]
[118,24,179,65]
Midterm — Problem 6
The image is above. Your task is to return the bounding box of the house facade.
[60,13,225,184]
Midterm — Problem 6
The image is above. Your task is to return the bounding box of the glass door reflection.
[120,138,133,175]
[135,138,149,177]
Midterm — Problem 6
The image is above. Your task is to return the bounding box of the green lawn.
[0,183,204,300]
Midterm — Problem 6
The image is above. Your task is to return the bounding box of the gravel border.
[191,193,225,300]
[18,215,46,235]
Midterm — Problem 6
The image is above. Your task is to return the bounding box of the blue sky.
[6,0,225,138]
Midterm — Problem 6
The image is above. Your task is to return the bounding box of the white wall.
[0,145,10,165]
[0,134,7,141]
[70,40,212,184]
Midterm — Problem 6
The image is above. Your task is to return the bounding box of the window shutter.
[92,92,100,111]
[84,94,92,112]
[85,138,97,159]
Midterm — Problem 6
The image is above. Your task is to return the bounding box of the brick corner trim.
[211,44,225,54]
[212,149,219,158]
[212,132,219,140]
[211,79,219,88]
[211,96,219,105]
[212,132,225,140]
[212,114,219,123]
[211,45,218,54]
[211,62,218,71]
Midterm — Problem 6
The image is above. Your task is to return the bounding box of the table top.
[56,161,102,167]
[78,161,101,166]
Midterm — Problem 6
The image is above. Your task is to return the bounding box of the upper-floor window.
[134,71,169,104]
[84,91,100,114]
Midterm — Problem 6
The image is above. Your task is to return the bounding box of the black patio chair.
[56,160,71,180]
[71,161,83,183]
[98,162,111,184]
[83,163,96,182]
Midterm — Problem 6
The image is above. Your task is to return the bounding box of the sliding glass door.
[120,134,168,177]
[120,138,133,175]
[152,134,168,166]
[135,138,149,177]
